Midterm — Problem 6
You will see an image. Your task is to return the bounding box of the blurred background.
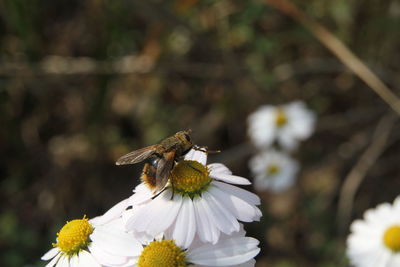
[1,0,400,266]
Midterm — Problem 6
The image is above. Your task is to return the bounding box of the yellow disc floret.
[383,225,400,252]
[138,240,187,267]
[275,108,288,127]
[54,217,93,255]
[266,164,280,176]
[171,160,211,196]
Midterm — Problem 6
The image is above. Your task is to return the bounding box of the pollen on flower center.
[383,225,400,252]
[54,217,93,255]
[266,164,280,176]
[275,109,288,127]
[171,160,211,196]
[138,240,187,267]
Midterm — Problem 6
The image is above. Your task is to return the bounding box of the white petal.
[255,205,262,218]
[247,106,276,149]
[277,129,298,151]
[202,191,240,234]
[209,186,260,222]
[90,198,129,226]
[123,258,139,267]
[188,237,260,266]
[193,197,220,244]
[373,250,390,267]
[347,231,381,256]
[122,210,155,244]
[185,149,208,165]
[210,173,251,185]
[207,163,232,175]
[285,101,315,139]
[44,252,62,267]
[268,171,295,193]
[89,243,128,266]
[90,226,142,256]
[393,196,400,209]
[146,193,183,235]
[171,197,196,248]
[104,216,127,231]
[388,254,400,267]
[42,247,60,260]
[77,250,101,267]
[126,190,182,236]
[237,259,256,267]
[213,181,260,205]
[129,184,154,205]
[55,254,69,267]
[69,254,80,267]
[366,203,392,224]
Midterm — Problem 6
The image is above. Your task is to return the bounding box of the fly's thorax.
[158,136,180,152]
[159,132,193,156]
[174,131,193,154]
[174,142,193,156]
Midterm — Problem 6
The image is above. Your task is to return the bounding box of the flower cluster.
[42,149,261,267]
[247,101,316,192]
[347,196,400,267]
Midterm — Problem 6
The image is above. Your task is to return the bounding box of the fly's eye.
[184,134,191,142]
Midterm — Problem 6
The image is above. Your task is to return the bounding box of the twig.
[264,0,400,116]
[337,113,397,233]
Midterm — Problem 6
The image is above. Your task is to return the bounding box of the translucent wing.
[154,150,176,193]
[115,145,157,165]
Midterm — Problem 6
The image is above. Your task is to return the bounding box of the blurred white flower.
[249,150,299,192]
[347,196,400,267]
[247,101,316,151]
[41,216,142,267]
[100,149,261,247]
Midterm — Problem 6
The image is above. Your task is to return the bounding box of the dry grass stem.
[337,113,397,233]
[264,0,400,116]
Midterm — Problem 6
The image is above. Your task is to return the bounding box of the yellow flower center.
[171,160,211,197]
[53,217,93,255]
[266,164,280,176]
[275,109,288,127]
[383,225,400,252]
[138,240,187,267]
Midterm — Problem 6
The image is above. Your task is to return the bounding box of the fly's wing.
[154,150,176,193]
[115,145,157,165]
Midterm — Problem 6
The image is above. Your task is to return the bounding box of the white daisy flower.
[247,101,316,151]
[113,213,260,267]
[103,149,261,247]
[41,215,142,267]
[347,196,400,267]
[249,150,299,193]
[134,233,260,267]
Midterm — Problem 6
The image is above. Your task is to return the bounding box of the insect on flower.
[116,130,196,193]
